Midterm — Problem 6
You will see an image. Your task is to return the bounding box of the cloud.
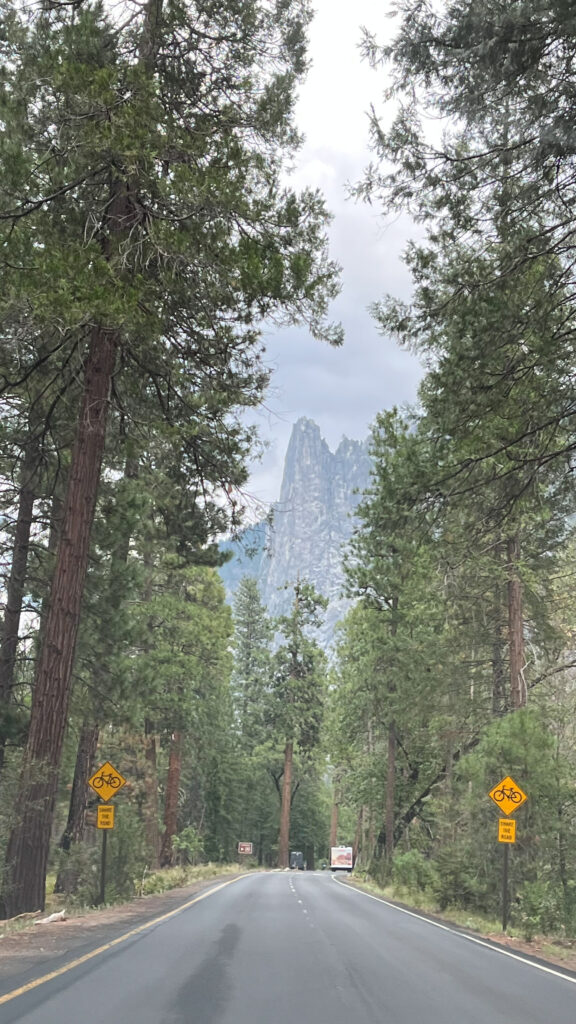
[246,1,423,504]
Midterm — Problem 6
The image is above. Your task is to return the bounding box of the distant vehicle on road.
[330,846,353,872]
[290,851,304,870]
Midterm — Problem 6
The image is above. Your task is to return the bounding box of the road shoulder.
[338,874,576,979]
[0,871,252,995]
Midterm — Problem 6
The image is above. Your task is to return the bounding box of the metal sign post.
[488,777,526,933]
[99,830,108,906]
[89,763,126,906]
[502,843,510,932]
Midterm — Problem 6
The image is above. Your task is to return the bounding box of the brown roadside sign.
[488,776,527,816]
[88,761,126,802]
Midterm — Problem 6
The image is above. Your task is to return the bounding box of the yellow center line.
[0,874,250,1006]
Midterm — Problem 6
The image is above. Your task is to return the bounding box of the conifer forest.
[2,0,576,946]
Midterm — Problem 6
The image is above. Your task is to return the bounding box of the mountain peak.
[219,419,372,648]
[293,416,321,433]
[280,419,330,505]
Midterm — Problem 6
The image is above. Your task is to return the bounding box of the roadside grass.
[136,862,252,897]
[540,941,576,964]
[343,875,576,972]
[0,862,253,936]
[0,912,45,938]
[345,874,516,940]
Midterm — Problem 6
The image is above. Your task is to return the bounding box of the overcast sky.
[245,0,423,506]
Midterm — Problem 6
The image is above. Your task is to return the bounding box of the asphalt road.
[1,872,575,1023]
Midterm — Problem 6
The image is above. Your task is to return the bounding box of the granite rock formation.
[219,418,371,649]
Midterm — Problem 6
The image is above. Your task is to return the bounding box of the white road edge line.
[331,875,576,985]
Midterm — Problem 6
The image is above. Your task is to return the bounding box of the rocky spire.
[219,419,372,648]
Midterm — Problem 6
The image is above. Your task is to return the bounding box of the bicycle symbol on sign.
[92,771,122,790]
[492,785,522,804]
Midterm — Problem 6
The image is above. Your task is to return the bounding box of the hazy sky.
[246,0,423,506]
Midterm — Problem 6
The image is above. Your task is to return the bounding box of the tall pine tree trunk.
[352,807,362,865]
[144,719,161,869]
[160,731,183,867]
[384,721,396,862]
[54,720,99,894]
[140,549,162,868]
[32,487,65,678]
[365,717,375,865]
[491,617,507,715]
[329,778,340,850]
[491,541,507,716]
[277,739,293,868]
[1,327,117,917]
[0,441,39,772]
[507,534,526,710]
[384,598,398,863]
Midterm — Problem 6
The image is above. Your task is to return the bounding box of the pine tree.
[231,577,274,746]
[272,581,326,869]
[0,0,341,915]
[359,0,576,473]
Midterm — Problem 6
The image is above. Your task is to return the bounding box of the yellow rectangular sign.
[498,818,516,843]
[97,805,115,830]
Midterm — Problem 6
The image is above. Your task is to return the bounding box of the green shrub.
[432,845,483,912]
[172,825,204,866]
[53,841,101,907]
[138,862,243,896]
[140,867,190,896]
[392,850,438,894]
[104,803,147,902]
[517,880,562,941]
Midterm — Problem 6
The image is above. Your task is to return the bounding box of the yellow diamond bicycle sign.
[88,761,126,802]
[488,775,527,816]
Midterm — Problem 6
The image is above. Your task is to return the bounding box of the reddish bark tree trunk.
[491,542,507,715]
[507,534,526,710]
[1,328,117,917]
[492,621,507,715]
[329,781,340,850]
[384,598,398,863]
[277,740,293,869]
[160,731,183,867]
[0,441,39,771]
[365,718,375,864]
[144,719,161,869]
[54,721,100,894]
[352,808,362,865]
[385,721,396,862]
